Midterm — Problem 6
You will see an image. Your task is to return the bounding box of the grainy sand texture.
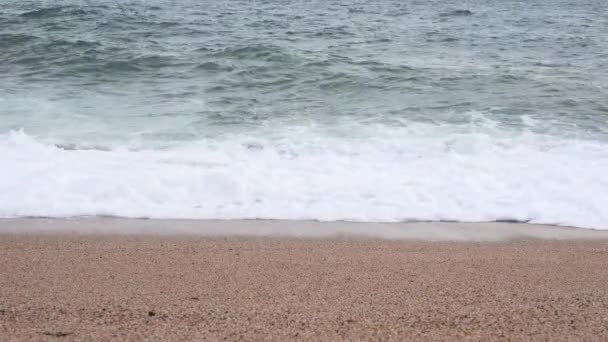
[1,223,608,341]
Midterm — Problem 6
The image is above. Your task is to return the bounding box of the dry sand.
[1,220,608,341]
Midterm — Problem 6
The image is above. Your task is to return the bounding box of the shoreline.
[1,218,607,241]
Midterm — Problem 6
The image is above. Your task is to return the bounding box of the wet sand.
[1,222,608,341]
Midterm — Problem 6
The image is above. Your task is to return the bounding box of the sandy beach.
[4,0,608,340]
[1,220,608,341]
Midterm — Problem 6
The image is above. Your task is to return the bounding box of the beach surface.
[2,220,608,341]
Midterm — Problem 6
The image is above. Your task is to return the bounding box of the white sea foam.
[1,122,607,229]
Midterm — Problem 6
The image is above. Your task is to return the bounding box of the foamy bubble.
[1,123,607,229]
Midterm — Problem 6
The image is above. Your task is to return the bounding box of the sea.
[1,0,607,229]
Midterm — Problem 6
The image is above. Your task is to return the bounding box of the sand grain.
[1,234,608,341]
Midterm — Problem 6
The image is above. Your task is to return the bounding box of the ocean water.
[1,0,607,228]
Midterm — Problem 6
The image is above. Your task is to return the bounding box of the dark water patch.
[68,8,88,16]
[367,38,392,43]
[407,115,437,124]
[46,39,101,49]
[313,72,371,91]
[369,64,415,73]
[157,21,180,28]
[254,76,297,89]
[211,45,303,64]
[521,36,547,43]
[0,33,38,48]
[380,74,421,84]
[302,60,333,68]
[348,8,366,14]
[428,102,475,111]
[20,6,89,19]
[167,27,208,36]
[534,62,568,68]
[559,99,578,107]
[216,11,238,18]
[101,61,142,73]
[440,9,473,17]
[230,68,298,89]
[596,104,608,113]
[52,55,183,77]
[352,60,416,75]
[424,31,460,43]
[195,62,234,72]
[233,65,273,76]
[385,9,409,17]
[202,112,260,127]
[11,56,46,65]
[312,26,355,38]
[243,142,264,150]
[41,22,71,31]
[205,86,226,93]
[20,7,65,18]
[496,74,527,84]
[349,59,384,67]
[55,144,112,152]
[194,47,213,53]
[53,54,98,66]
[5,39,102,68]
[209,96,253,106]
[157,91,200,100]
[212,45,277,59]
[131,55,175,68]
[247,19,289,29]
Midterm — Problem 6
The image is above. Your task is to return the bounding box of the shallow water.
[1,0,607,228]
